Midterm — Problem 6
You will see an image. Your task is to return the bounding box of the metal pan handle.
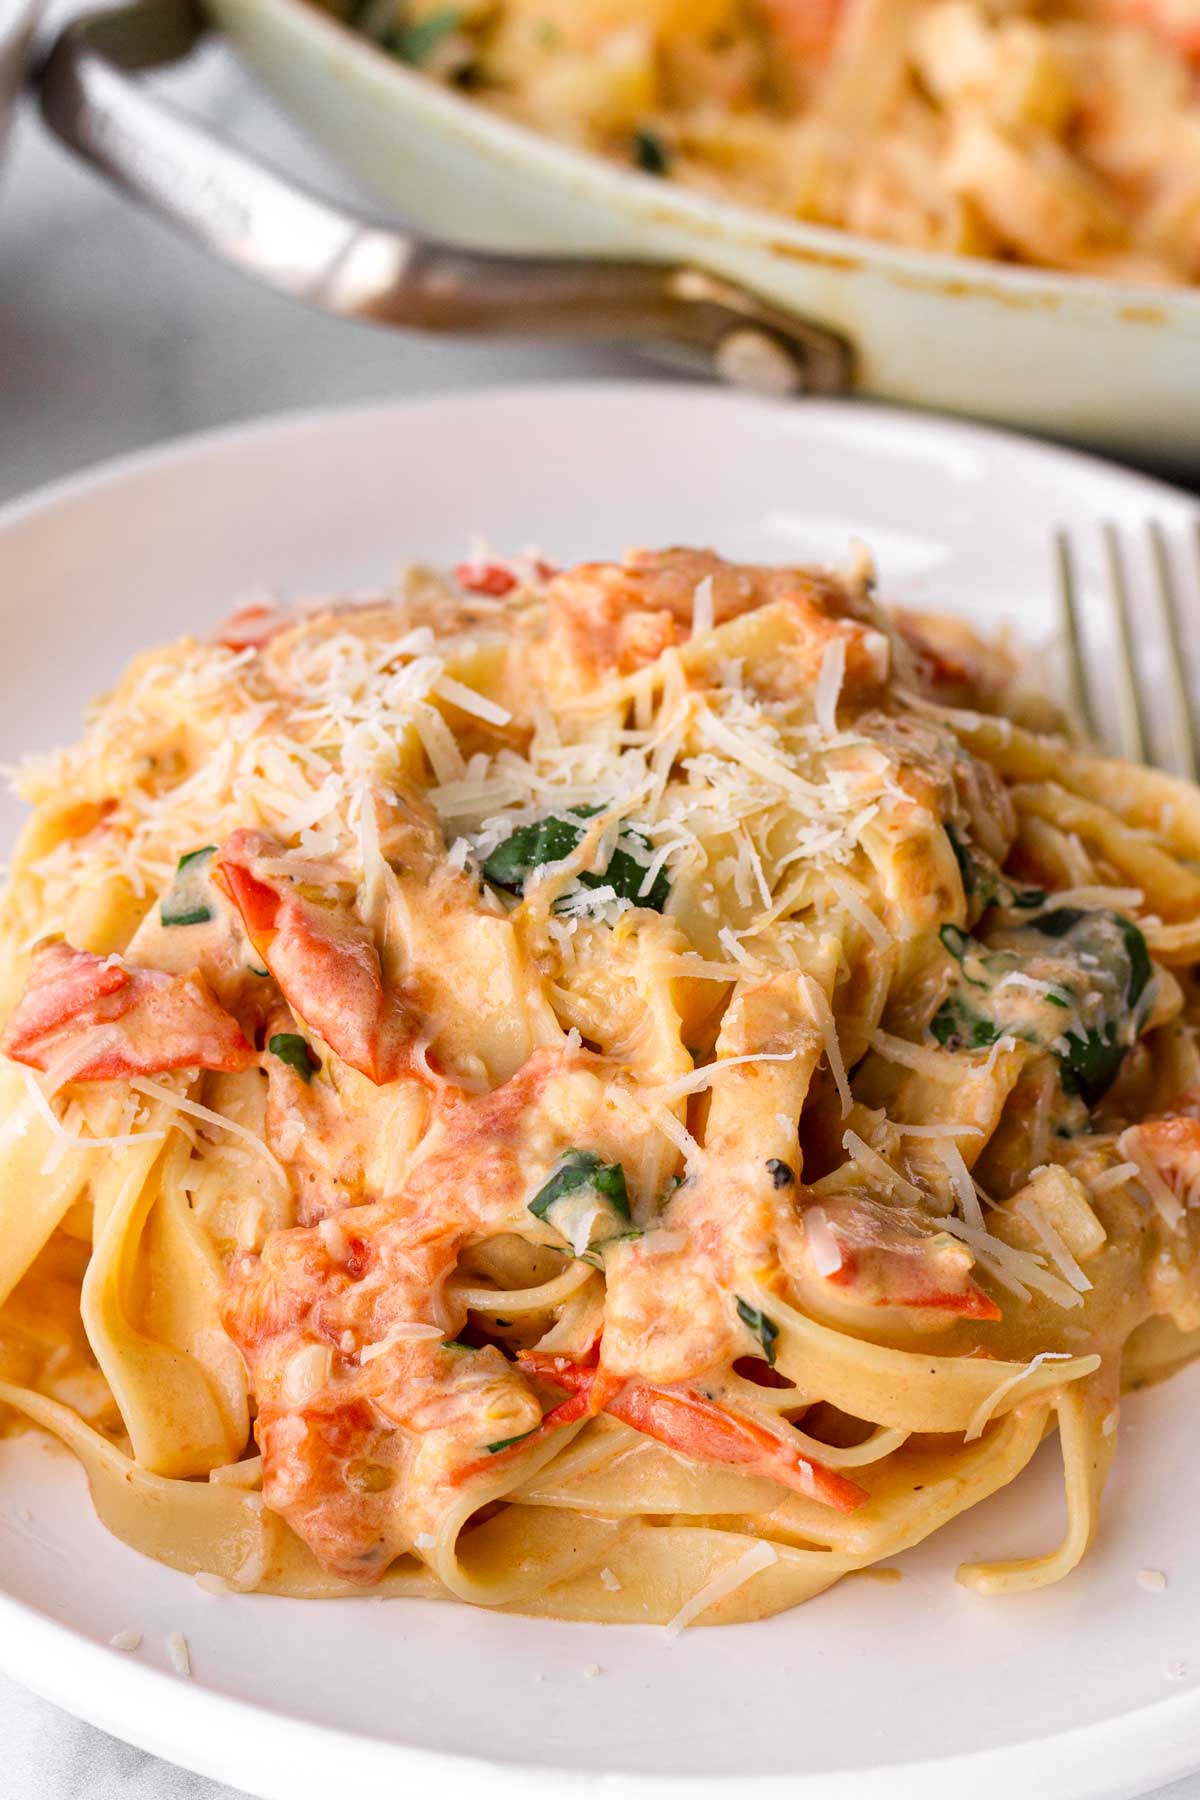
[34,0,854,394]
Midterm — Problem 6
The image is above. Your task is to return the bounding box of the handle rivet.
[713,327,804,397]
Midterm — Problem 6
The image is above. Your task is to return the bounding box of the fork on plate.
[1055,521,1200,778]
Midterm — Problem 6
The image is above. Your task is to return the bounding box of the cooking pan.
[34,0,1200,457]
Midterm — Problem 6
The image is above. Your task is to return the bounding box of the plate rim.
[2,380,1199,540]
[6,1549,1200,1800]
[2,380,1200,1800]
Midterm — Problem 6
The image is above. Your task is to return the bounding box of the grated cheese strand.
[129,1078,287,1184]
[803,979,852,1117]
[19,1067,166,1157]
[165,1631,192,1677]
[964,1351,1082,1442]
[814,635,847,738]
[804,1204,844,1277]
[939,1139,984,1232]
[842,1130,926,1207]
[664,1540,779,1638]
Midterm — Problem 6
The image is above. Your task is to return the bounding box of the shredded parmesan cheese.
[868,1030,960,1080]
[825,871,889,951]
[653,1049,799,1107]
[964,1351,1078,1442]
[814,636,847,738]
[805,1205,844,1278]
[129,1078,286,1183]
[803,979,852,1116]
[19,1067,166,1157]
[664,1540,779,1638]
[939,1139,984,1232]
[1090,1161,1139,1195]
[433,673,512,727]
[939,1217,1082,1309]
[842,1130,926,1207]
[1011,1194,1092,1293]
[1118,1128,1184,1230]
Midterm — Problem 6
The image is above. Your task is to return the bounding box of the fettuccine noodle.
[2,542,1200,1629]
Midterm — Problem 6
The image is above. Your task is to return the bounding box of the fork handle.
[34,0,854,395]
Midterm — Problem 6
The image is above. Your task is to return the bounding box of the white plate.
[1,384,1199,1800]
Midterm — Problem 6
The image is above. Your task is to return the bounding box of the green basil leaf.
[486,1427,540,1454]
[528,1149,630,1222]
[161,845,217,927]
[735,1296,779,1367]
[268,1032,321,1083]
[162,904,213,927]
[939,923,971,963]
[632,127,670,175]
[930,906,1153,1105]
[945,823,976,897]
[929,993,1002,1052]
[178,845,217,871]
[944,824,1044,914]
[483,807,668,912]
[389,5,459,63]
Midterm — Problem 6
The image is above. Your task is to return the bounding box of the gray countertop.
[0,32,653,507]
[2,30,1199,1800]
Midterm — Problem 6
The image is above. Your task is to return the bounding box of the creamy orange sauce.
[3,543,1200,1614]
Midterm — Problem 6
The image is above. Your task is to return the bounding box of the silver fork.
[1055,520,1200,779]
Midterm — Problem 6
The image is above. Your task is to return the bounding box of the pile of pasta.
[358,0,1200,284]
[2,542,1200,1628]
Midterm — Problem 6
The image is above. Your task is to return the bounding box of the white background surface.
[3,30,1200,1800]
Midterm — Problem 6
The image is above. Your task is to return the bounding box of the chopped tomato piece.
[514,1350,866,1513]
[804,1197,1001,1322]
[1120,1115,1200,1210]
[825,1257,1001,1320]
[1,939,253,1080]
[214,829,413,1085]
[449,1351,618,1486]
[213,601,293,652]
[455,558,557,597]
[455,562,518,597]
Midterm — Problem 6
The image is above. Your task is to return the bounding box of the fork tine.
[1102,521,1149,766]
[1147,520,1197,782]
[1054,527,1097,741]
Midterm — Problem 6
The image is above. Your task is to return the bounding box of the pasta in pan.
[3,541,1200,1629]
[353,0,1200,285]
